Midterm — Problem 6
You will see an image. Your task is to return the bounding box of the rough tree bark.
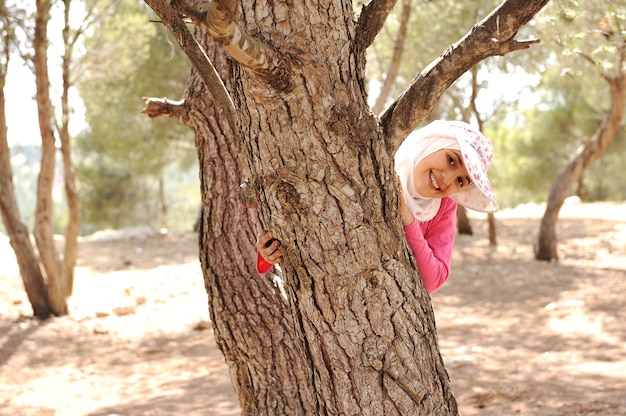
[145,0,549,413]
[142,25,315,413]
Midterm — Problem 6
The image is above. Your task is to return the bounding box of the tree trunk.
[536,75,626,261]
[0,55,51,319]
[487,213,496,246]
[145,0,550,413]
[236,48,454,416]
[371,0,411,116]
[192,74,316,413]
[158,175,168,229]
[0,201,51,319]
[59,0,81,296]
[34,0,67,315]
[456,205,473,235]
[575,175,586,200]
[225,5,456,414]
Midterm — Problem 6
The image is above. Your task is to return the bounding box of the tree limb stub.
[381,0,550,151]
[144,0,238,141]
[141,97,187,120]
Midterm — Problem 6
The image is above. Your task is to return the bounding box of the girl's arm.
[403,198,457,293]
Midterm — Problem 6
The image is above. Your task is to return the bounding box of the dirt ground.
[1,200,625,416]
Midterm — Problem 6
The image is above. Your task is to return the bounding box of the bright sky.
[5,63,39,147]
[5,67,86,147]
[6,1,86,148]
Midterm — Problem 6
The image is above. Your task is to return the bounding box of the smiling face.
[412,149,472,198]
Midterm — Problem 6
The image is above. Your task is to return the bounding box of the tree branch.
[141,97,188,121]
[175,0,292,91]
[380,0,550,151]
[355,0,399,51]
[144,0,238,139]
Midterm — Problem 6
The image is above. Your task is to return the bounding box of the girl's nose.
[441,171,452,187]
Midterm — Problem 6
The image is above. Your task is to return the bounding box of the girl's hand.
[256,230,282,264]
[397,176,415,226]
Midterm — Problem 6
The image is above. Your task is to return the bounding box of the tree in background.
[0,2,51,319]
[534,0,626,261]
[76,0,196,233]
[145,0,548,413]
[369,0,411,116]
[56,0,86,295]
[0,0,118,317]
[33,0,69,314]
[494,73,596,205]
[32,0,118,311]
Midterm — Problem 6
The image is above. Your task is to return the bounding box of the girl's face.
[412,149,472,198]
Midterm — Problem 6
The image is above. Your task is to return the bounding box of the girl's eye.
[447,155,455,166]
[457,176,472,188]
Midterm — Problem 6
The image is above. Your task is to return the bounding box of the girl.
[256,120,498,294]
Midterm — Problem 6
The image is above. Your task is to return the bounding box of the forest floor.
[1,200,625,416]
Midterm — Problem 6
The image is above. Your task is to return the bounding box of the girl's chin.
[415,188,434,198]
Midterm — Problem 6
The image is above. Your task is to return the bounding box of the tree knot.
[276,180,300,214]
[238,178,259,209]
[361,336,389,371]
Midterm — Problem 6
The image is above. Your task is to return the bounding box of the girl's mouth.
[430,171,441,191]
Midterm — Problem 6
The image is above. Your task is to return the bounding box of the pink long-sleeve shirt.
[257,197,457,293]
[403,197,457,294]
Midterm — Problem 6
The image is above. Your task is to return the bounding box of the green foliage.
[486,56,617,208]
[3,145,71,234]
[490,1,626,205]
[543,0,626,80]
[507,0,626,205]
[76,0,198,232]
[78,154,149,232]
